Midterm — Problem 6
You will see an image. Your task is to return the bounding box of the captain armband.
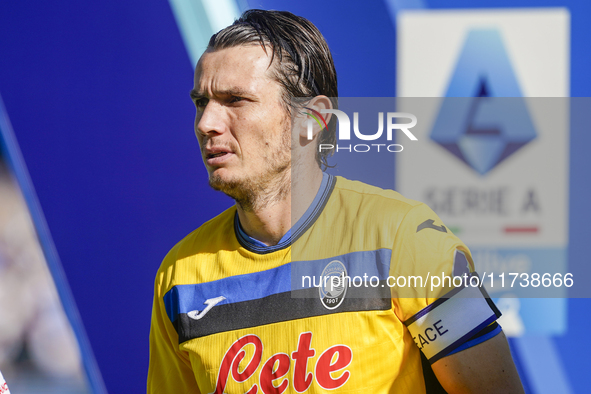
[404,276,501,364]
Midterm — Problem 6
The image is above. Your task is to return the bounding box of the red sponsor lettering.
[291,332,315,392]
[315,345,353,390]
[213,332,351,392]
[213,334,262,394]
[259,353,290,394]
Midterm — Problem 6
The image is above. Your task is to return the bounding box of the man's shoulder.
[157,206,237,272]
[329,176,448,236]
[332,175,423,213]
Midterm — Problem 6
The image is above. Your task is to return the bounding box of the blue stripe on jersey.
[164,263,291,324]
[164,248,392,323]
[291,249,392,290]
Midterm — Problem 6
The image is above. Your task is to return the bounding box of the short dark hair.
[207,9,338,169]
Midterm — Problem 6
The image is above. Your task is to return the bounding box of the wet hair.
[207,9,338,169]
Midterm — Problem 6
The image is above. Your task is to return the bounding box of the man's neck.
[236,167,324,246]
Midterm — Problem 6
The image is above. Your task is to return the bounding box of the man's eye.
[194,98,208,109]
[229,96,244,104]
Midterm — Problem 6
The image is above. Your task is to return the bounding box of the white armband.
[404,280,501,363]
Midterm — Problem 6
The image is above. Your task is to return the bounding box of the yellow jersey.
[148,174,500,393]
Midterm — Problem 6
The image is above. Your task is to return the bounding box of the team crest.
[319,260,348,310]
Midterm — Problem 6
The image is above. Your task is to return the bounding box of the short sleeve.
[389,203,501,363]
[390,203,473,310]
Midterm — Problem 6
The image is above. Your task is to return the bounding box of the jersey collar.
[234,172,335,254]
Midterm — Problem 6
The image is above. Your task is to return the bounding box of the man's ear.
[297,96,333,141]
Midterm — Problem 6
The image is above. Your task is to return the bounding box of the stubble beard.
[208,122,292,212]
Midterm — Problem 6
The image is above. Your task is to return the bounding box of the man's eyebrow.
[189,89,204,99]
[218,88,253,97]
[189,88,254,99]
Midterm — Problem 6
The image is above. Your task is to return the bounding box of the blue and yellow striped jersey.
[148,174,500,393]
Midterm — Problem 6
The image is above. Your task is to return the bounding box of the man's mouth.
[204,148,233,165]
[207,152,228,159]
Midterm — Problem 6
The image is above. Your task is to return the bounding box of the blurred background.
[0,0,589,393]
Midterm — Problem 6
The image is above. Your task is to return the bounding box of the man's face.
[192,45,291,204]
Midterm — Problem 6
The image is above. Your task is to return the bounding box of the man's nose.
[196,101,227,137]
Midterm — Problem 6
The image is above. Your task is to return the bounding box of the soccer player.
[148,9,524,393]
